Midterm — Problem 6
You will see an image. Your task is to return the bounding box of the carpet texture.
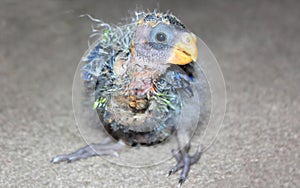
[0,0,299,187]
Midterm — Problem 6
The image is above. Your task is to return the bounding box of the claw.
[168,160,184,176]
[51,138,125,164]
[168,144,203,186]
[178,179,184,188]
[51,154,68,164]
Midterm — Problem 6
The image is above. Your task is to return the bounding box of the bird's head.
[130,12,198,71]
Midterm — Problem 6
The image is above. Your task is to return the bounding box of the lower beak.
[168,32,198,65]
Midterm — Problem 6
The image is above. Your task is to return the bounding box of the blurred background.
[0,0,299,187]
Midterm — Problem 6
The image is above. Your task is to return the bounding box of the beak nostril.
[182,51,191,57]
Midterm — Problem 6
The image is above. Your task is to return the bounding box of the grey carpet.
[1,0,299,187]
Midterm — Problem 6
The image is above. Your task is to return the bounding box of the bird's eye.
[155,32,167,42]
[150,24,174,48]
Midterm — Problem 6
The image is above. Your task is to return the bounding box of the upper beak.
[168,32,198,65]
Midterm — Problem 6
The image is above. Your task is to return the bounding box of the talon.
[51,155,67,164]
[177,180,183,188]
[178,177,184,184]
[51,138,125,164]
[168,144,202,186]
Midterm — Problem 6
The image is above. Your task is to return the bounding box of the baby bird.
[52,11,205,186]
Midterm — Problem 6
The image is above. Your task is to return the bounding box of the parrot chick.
[51,11,203,186]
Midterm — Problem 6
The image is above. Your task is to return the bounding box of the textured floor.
[1,0,299,187]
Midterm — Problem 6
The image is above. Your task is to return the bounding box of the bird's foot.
[51,137,125,164]
[168,143,202,187]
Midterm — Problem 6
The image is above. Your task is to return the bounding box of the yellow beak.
[168,32,198,65]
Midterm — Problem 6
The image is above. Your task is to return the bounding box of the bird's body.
[52,11,205,185]
[95,50,183,146]
[82,12,198,147]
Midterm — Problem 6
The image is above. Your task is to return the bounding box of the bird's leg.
[168,143,202,186]
[51,137,125,164]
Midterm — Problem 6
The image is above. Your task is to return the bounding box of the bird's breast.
[96,73,181,146]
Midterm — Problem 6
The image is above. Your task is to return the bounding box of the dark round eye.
[155,32,167,42]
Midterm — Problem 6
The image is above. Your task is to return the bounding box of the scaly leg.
[51,137,125,164]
